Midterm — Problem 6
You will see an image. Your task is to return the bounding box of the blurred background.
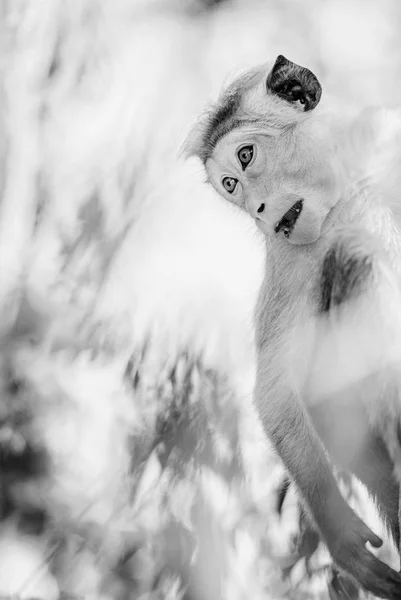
[1,1,401,598]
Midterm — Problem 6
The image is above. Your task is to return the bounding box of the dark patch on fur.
[320,244,373,313]
[267,55,322,112]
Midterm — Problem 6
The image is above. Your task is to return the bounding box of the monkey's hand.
[325,508,401,600]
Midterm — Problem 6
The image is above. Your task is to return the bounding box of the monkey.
[184,54,401,599]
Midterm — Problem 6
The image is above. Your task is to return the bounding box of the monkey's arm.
[255,357,401,600]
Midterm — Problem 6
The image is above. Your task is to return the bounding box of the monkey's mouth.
[274,199,304,238]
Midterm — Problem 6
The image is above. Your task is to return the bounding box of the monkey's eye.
[222,176,238,194]
[237,145,254,170]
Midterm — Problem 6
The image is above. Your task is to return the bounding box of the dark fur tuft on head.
[183,94,241,164]
[183,69,260,164]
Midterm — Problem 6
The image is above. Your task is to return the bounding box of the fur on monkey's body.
[254,105,401,592]
[186,54,401,598]
[256,221,400,520]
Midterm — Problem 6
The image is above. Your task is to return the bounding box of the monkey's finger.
[355,519,383,548]
[365,531,383,548]
[350,550,401,599]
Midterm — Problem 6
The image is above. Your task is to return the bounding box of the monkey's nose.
[246,198,266,219]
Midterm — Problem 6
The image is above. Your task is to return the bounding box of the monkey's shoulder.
[254,261,317,350]
[347,107,401,197]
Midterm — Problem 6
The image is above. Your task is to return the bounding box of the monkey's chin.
[280,207,328,245]
[287,219,322,245]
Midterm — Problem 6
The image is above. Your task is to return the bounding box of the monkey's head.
[185,55,343,245]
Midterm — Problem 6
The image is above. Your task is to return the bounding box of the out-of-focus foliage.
[0,0,401,598]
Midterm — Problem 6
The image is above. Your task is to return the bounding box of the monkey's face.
[196,56,342,245]
[207,125,340,245]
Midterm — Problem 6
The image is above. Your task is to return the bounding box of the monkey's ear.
[181,118,207,162]
[266,55,322,111]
